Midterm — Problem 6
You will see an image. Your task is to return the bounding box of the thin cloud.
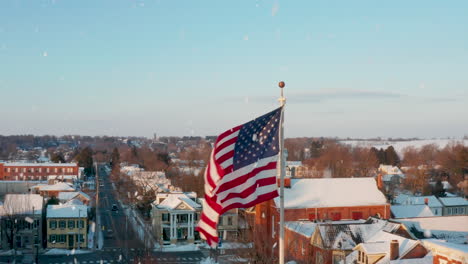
[272,1,279,16]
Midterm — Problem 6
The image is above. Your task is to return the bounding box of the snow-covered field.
[341,138,468,156]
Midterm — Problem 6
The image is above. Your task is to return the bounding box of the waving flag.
[197,107,283,247]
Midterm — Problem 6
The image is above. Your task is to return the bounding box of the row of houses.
[0,178,91,251]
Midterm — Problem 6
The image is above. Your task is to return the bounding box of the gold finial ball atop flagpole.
[278,81,285,88]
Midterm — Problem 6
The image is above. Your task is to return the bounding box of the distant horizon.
[0,133,466,141]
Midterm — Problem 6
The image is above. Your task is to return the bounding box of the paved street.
[0,164,206,264]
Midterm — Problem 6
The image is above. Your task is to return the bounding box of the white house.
[151,192,201,245]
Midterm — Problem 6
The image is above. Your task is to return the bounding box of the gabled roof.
[394,194,443,208]
[394,216,468,244]
[274,178,387,209]
[391,205,434,218]
[317,221,387,250]
[155,193,201,210]
[58,191,90,201]
[285,221,317,238]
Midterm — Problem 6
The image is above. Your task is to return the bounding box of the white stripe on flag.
[198,219,218,238]
[216,130,240,148]
[214,143,235,160]
[201,199,220,223]
[216,155,278,188]
[220,158,233,169]
[215,168,277,202]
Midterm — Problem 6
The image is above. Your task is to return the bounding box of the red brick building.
[0,162,79,181]
[423,240,467,264]
[254,177,391,260]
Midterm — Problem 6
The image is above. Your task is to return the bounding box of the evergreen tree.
[385,146,400,166]
[76,146,94,176]
[47,196,60,206]
[51,152,66,163]
[110,147,120,169]
[433,180,446,197]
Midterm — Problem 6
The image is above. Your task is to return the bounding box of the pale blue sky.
[1,0,467,138]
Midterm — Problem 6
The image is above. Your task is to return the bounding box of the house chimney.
[390,240,399,260]
[277,178,291,188]
[424,198,429,205]
[377,173,383,190]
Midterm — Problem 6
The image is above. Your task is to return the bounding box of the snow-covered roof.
[47,204,87,218]
[422,239,468,260]
[394,194,443,208]
[318,221,387,250]
[39,182,75,191]
[394,216,468,244]
[274,178,387,209]
[389,253,433,264]
[57,191,90,201]
[379,165,403,175]
[391,205,434,218]
[2,162,77,167]
[358,230,421,264]
[155,193,201,210]
[0,194,43,215]
[64,199,84,206]
[438,197,468,207]
[285,221,317,238]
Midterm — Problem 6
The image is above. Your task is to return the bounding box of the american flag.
[196,107,283,247]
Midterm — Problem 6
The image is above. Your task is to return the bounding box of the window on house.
[38,168,41,173]
[59,220,66,228]
[68,220,75,229]
[352,212,363,220]
[228,216,233,226]
[331,212,342,221]
[366,256,369,264]
[50,235,57,243]
[47,168,50,173]
[447,208,452,215]
[57,234,66,243]
[50,220,57,229]
[162,213,169,221]
[219,217,223,226]
[54,168,58,173]
[78,220,85,228]
[309,213,316,221]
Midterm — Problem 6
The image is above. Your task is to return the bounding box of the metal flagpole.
[278,81,286,264]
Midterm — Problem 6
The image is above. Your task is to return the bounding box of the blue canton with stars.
[233,107,282,170]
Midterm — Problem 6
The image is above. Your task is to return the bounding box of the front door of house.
[68,234,74,248]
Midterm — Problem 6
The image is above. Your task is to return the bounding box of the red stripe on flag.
[214,137,237,156]
[220,177,277,203]
[215,161,277,194]
[221,190,279,214]
[215,150,234,165]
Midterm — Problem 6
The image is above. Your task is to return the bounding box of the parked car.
[111,204,118,211]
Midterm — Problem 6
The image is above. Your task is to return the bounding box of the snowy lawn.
[200,257,218,264]
[44,248,92,255]
[156,244,200,252]
[0,250,22,256]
